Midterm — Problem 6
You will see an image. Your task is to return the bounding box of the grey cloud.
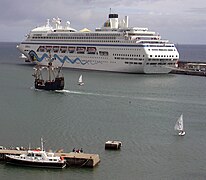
[187,7,206,14]
[0,0,206,43]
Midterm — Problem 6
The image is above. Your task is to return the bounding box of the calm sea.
[0,42,206,180]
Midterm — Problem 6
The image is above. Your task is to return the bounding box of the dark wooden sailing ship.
[33,57,64,91]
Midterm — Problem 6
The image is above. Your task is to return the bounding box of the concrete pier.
[56,152,100,167]
[0,149,100,168]
[105,140,122,150]
[171,61,206,76]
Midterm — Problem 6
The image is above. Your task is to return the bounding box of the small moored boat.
[6,138,66,169]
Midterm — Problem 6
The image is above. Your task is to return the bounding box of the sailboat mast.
[181,114,183,130]
[48,51,52,81]
[57,60,65,77]
[48,62,52,81]
[41,138,44,151]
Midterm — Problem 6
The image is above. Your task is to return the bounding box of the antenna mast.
[41,138,44,151]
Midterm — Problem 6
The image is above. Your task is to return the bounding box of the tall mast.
[41,138,44,151]
[48,52,52,81]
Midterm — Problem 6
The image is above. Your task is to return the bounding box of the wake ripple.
[32,88,206,106]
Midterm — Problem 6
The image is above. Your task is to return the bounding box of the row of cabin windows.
[32,33,121,37]
[50,33,121,36]
[145,45,175,47]
[148,58,177,61]
[150,55,178,58]
[113,54,144,57]
[103,48,142,51]
[79,60,108,63]
[115,57,144,61]
[31,36,166,44]
[125,62,142,65]
[148,49,176,51]
[37,46,109,56]
[32,36,117,40]
[124,62,175,66]
[146,62,175,65]
[83,33,121,36]
[32,38,123,43]
[67,54,108,59]
[32,38,164,45]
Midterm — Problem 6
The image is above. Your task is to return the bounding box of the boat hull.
[29,53,171,74]
[17,43,178,74]
[6,156,66,169]
[178,131,186,136]
[35,77,64,91]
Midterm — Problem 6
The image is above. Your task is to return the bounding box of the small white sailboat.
[78,75,84,86]
[174,114,186,136]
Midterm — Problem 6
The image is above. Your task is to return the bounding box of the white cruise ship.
[17,13,179,74]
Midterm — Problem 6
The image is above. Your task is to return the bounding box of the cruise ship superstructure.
[17,13,179,74]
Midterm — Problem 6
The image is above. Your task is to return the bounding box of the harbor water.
[0,42,206,179]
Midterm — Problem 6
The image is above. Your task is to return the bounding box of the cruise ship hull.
[17,43,174,74]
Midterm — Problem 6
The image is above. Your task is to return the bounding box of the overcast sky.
[1,0,206,44]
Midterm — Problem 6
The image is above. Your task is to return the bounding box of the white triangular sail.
[174,114,184,131]
[78,75,83,83]
[78,75,84,85]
